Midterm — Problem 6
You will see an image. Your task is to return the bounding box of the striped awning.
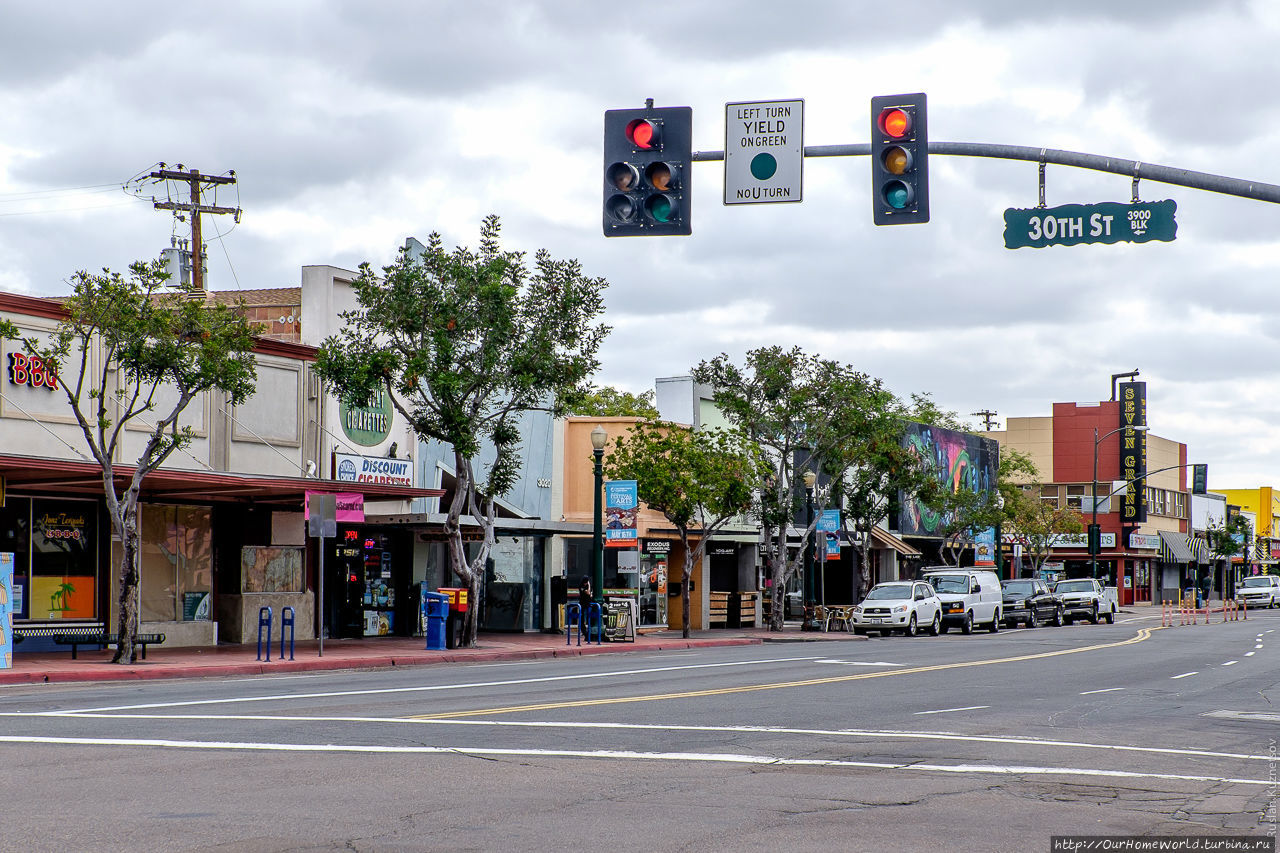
[1188,536,1211,565]
[1158,530,1194,563]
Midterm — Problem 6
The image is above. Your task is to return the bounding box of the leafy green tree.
[603,422,766,638]
[564,384,658,418]
[831,402,942,602]
[0,261,260,662]
[1206,512,1251,573]
[998,450,1082,576]
[314,216,609,647]
[695,347,906,629]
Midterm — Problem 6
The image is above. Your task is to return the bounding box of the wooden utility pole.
[148,166,239,294]
[971,409,998,431]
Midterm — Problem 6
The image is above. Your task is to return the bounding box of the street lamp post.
[591,425,608,607]
[1092,424,1148,580]
[802,470,820,631]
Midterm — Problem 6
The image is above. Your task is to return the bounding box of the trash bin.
[423,592,449,651]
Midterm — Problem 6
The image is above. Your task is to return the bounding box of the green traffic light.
[646,195,672,223]
[883,180,912,210]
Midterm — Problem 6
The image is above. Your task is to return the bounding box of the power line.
[0,181,126,199]
[0,199,141,218]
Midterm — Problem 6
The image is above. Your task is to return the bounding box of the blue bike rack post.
[280,606,295,661]
[566,603,582,646]
[256,606,273,662]
[586,602,603,645]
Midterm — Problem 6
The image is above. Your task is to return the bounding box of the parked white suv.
[921,568,1003,634]
[1236,575,1280,609]
[851,581,942,637]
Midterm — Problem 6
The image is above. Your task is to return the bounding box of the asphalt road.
[2,610,1277,853]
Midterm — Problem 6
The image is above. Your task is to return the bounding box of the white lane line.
[1255,645,1264,650]
[1170,672,1198,680]
[45,655,826,715]
[1222,661,1238,667]
[0,735,1267,786]
[1245,652,1256,657]
[12,714,1271,762]
[913,705,989,715]
[1080,687,1126,695]
[814,659,905,667]
[1206,710,1280,724]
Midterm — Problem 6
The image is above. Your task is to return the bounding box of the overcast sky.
[3,1,1279,489]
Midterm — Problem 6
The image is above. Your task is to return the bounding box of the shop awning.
[1188,536,1211,565]
[871,526,921,556]
[0,453,441,506]
[1158,530,1194,563]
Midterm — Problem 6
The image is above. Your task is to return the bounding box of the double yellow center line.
[409,628,1158,719]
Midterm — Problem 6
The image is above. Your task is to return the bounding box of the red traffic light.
[626,118,661,150]
[877,108,912,139]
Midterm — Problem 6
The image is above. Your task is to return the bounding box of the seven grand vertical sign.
[1119,381,1147,523]
[723,99,804,205]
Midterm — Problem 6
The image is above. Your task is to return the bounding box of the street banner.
[605,480,638,547]
[817,509,840,533]
[974,527,996,567]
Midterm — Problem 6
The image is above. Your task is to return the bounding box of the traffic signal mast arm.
[1094,462,1201,506]
[693,141,1280,205]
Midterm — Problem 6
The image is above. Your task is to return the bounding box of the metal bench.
[52,632,166,660]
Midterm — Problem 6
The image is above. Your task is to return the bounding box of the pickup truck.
[1052,578,1118,624]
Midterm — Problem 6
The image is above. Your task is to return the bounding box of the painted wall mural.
[899,422,998,538]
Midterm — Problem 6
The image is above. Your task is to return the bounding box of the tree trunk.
[856,536,872,601]
[111,513,140,664]
[680,548,694,639]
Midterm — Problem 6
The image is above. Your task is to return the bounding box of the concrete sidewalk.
[0,627,845,686]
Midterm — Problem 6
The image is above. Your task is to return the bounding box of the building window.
[31,498,98,620]
[113,504,213,622]
[1040,485,1059,508]
[1066,484,1086,511]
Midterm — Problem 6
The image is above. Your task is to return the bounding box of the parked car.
[1053,578,1117,624]
[1236,575,1280,609]
[921,567,1003,634]
[851,581,942,637]
[1000,579,1064,628]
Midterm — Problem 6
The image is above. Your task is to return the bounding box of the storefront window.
[31,499,97,620]
[0,498,31,620]
[484,537,544,632]
[114,504,213,622]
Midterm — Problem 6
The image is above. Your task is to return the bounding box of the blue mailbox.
[422,591,450,651]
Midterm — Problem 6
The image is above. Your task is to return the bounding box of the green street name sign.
[1003,199,1177,249]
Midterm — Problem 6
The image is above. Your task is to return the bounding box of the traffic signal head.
[603,106,692,236]
[1191,464,1208,495]
[871,93,929,225]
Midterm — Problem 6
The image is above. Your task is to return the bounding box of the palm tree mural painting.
[50,581,75,614]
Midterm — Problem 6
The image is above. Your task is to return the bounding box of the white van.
[920,567,1003,634]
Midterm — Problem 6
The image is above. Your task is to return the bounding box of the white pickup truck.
[1052,578,1118,624]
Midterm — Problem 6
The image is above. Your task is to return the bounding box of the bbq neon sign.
[7,353,57,390]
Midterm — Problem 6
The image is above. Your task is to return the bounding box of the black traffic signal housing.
[603,106,692,237]
[1087,523,1101,556]
[871,93,929,225]
[1192,464,1208,495]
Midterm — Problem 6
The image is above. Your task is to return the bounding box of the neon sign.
[7,353,57,391]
